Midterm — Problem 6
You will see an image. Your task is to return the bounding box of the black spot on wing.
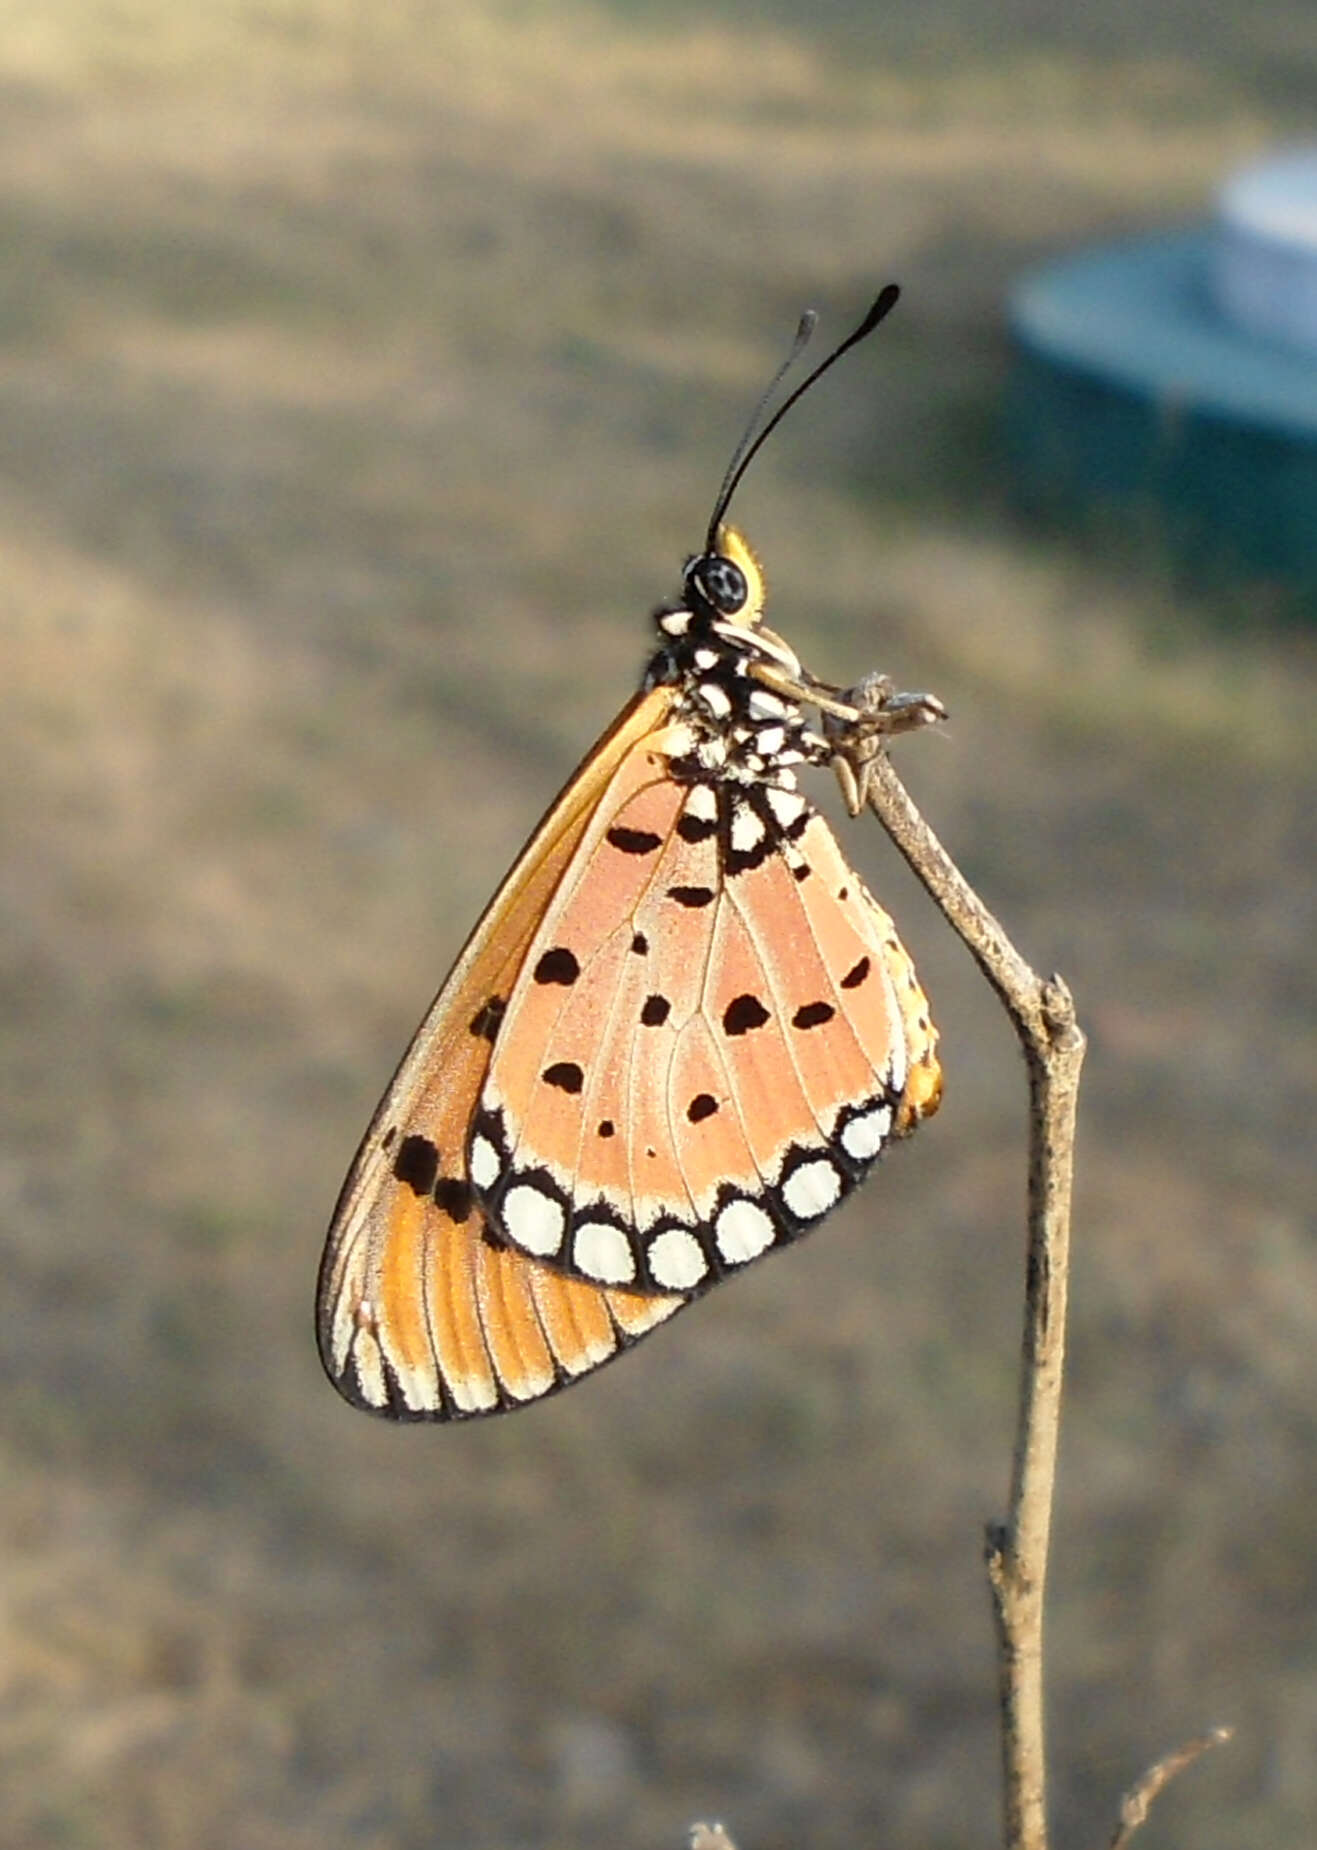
[722,993,770,1037]
[393,1134,439,1197]
[792,1000,836,1030]
[433,1175,475,1222]
[606,824,663,856]
[641,994,672,1027]
[667,884,715,909]
[630,931,649,955]
[677,805,718,844]
[687,1093,719,1123]
[469,995,506,1042]
[542,1061,585,1094]
[841,956,871,990]
[597,1120,616,1138]
[533,947,580,986]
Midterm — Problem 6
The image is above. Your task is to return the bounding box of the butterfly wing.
[317,685,687,1421]
[320,519,943,1423]
[471,770,941,1295]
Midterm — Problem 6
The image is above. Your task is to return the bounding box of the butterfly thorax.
[645,524,828,792]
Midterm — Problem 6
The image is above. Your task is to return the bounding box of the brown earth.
[2,4,1315,1847]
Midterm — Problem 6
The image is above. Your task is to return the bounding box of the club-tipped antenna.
[704,282,901,553]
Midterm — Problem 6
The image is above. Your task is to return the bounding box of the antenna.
[707,310,817,547]
[704,283,901,553]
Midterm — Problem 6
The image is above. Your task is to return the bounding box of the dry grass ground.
[1,3,1315,1847]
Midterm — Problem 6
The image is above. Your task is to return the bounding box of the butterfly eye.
[687,553,748,617]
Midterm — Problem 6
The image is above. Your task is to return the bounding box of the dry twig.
[688,1824,739,1850]
[1107,1727,1234,1850]
[830,677,1087,1850]
[703,674,1221,1850]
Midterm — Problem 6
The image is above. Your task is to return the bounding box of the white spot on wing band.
[648,1226,708,1290]
[630,1192,667,1233]
[573,1221,636,1285]
[448,1371,500,1415]
[697,683,732,719]
[782,1158,843,1221]
[687,784,718,821]
[352,1329,387,1407]
[748,688,789,720]
[394,1352,440,1414]
[841,1104,892,1162]
[502,1183,566,1256]
[331,1294,357,1373]
[730,806,766,854]
[470,1135,500,1190]
[864,946,908,1097]
[693,647,718,670]
[714,1197,776,1264]
[766,786,807,829]
[755,726,786,757]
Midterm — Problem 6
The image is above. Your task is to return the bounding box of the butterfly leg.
[825,672,947,815]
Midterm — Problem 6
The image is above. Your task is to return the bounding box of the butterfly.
[317,285,943,1421]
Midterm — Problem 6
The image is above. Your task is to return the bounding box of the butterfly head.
[682,525,766,629]
[652,521,806,696]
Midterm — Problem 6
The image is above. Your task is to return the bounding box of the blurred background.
[2,2,1315,1847]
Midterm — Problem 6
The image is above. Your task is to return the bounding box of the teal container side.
[1005,232,1317,615]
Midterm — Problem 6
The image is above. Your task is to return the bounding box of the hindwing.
[471,760,940,1296]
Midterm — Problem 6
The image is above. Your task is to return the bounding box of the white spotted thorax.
[649,526,829,793]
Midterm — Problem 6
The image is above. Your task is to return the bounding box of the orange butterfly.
[317,287,943,1420]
